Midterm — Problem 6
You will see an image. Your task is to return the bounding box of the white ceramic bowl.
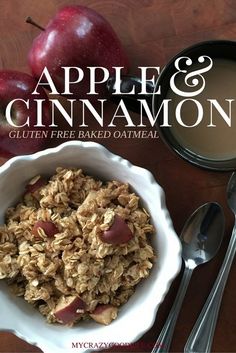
[0,141,181,353]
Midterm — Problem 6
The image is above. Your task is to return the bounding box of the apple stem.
[26,17,45,31]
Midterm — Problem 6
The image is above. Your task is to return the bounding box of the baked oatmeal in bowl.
[0,141,181,353]
[1,168,155,326]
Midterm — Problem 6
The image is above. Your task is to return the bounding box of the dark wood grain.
[0,0,236,352]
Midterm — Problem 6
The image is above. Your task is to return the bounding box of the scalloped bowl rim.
[0,140,182,353]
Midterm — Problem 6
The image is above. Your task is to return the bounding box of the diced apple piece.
[90,304,118,325]
[32,220,58,238]
[25,175,46,193]
[100,214,133,244]
[77,190,98,214]
[54,296,86,324]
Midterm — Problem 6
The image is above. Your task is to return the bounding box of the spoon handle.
[151,266,193,353]
[184,224,236,353]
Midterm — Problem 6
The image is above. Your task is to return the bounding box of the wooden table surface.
[0,0,236,352]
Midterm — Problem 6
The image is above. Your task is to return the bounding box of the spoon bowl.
[181,203,225,268]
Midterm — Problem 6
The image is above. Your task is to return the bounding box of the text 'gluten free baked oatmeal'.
[0,167,155,326]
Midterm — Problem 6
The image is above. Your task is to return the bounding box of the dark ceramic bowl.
[153,40,236,171]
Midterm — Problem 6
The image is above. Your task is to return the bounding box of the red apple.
[100,214,133,245]
[90,304,118,325]
[27,5,129,99]
[54,296,86,324]
[32,220,58,238]
[0,70,50,157]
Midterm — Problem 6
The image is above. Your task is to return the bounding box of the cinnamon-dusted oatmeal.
[0,167,155,326]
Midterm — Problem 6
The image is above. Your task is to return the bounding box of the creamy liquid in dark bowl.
[167,58,236,161]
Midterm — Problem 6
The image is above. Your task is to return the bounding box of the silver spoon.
[151,202,225,353]
[184,172,236,353]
